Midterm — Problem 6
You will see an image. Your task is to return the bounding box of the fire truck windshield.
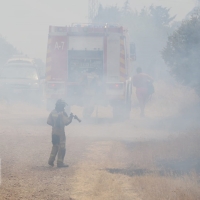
[0,65,38,80]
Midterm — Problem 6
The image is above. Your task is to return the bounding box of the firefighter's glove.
[70,113,74,120]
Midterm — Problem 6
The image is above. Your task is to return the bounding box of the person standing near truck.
[47,99,73,168]
[132,67,154,117]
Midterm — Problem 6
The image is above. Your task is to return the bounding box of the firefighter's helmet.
[55,99,67,107]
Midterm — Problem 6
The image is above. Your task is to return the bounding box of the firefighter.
[47,99,73,168]
[132,67,154,117]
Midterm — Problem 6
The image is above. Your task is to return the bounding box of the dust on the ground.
[0,82,200,200]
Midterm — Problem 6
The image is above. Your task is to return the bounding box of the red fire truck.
[45,24,135,118]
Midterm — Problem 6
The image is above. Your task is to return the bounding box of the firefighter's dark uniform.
[47,109,72,167]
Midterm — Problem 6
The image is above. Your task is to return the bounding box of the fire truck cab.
[45,24,135,118]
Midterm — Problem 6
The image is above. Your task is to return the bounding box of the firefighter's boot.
[57,163,69,168]
[57,148,68,168]
[48,145,59,167]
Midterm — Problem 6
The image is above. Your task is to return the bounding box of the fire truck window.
[68,51,103,82]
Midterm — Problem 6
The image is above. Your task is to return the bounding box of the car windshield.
[0,65,38,80]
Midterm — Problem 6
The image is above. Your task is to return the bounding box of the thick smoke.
[0,1,200,200]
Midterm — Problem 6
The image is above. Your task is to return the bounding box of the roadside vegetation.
[162,9,200,95]
[0,36,18,66]
[128,82,200,200]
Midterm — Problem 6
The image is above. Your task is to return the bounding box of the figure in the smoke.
[132,67,154,117]
[47,99,73,168]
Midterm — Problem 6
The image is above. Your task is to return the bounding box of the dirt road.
[0,104,140,200]
[0,101,199,200]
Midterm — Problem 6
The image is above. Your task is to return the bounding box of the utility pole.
[88,0,99,22]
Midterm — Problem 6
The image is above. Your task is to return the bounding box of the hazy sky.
[0,0,196,61]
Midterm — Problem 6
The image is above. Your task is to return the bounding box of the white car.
[0,63,45,103]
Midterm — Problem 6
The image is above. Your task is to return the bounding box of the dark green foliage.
[149,6,176,27]
[94,4,121,24]
[122,0,132,14]
[0,36,18,66]
[162,11,200,93]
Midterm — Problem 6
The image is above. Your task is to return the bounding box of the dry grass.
[74,81,200,200]
[124,130,200,200]
[127,80,200,200]
[0,81,200,200]
[145,81,199,118]
[128,131,200,168]
[132,173,200,200]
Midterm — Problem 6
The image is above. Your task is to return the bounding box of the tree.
[149,6,176,27]
[0,36,18,66]
[162,11,200,93]
[94,5,121,24]
[122,0,132,15]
